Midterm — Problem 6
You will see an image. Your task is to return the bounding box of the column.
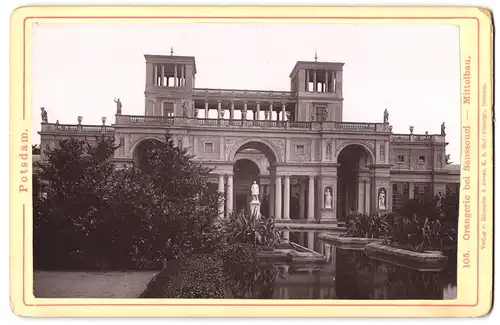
[154,64,158,86]
[357,180,364,213]
[218,175,225,217]
[275,175,282,220]
[227,174,233,216]
[243,101,248,120]
[365,181,371,215]
[230,100,235,120]
[306,70,310,91]
[308,176,315,220]
[313,69,317,92]
[282,230,290,242]
[283,176,291,220]
[181,64,185,87]
[298,232,305,246]
[385,142,390,164]
[256,101,260,120]
[269,102,273,120]
[174,65,178,87]
[281,102,286,121]
[217,100,222,119]
[299,179,305,219]
[161,64,165,87]
[204,100,209,118]
[269,177,275,218]
[307,231,314,250]
[409,182,415,199]
[325,70,329,92]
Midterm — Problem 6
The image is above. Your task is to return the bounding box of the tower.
[144,52,197,117]
[289,59,344,122]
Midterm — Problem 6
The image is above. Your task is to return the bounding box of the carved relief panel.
[290,139,311,162]
[199,136,220,160]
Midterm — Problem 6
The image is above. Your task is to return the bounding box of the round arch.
[129,136,165,158]
[336,141,375,166]
[130,136,165,168]
[227,138,283,165]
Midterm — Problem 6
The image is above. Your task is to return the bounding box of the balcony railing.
[40,123,115,133]
[193,88,295,99]
[115,115,386,132]
[391,133,445,142]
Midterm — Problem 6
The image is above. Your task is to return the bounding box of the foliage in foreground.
[33,134,225,270]
[223,210,283,248]
[343,212,388,239]
[342,189,458,252]
[140,254,225,298]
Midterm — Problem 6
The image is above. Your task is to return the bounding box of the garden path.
[33,271,157,298]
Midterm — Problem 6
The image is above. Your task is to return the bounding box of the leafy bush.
[223,210,282,247]
[400,188,459,226]
[34,133,225,270]
[385,214,455,252]
[140,254,225,298]
[343,212,388,239]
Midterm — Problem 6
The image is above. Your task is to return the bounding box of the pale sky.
[32,23,461,162]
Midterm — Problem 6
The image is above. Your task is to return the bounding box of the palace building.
[38,52,460,225]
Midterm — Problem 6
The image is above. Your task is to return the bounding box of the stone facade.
[38,53,460,224]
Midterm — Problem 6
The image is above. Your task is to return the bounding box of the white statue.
[251,181,260,202]
[324,188,333,209]
[378,188,386,210]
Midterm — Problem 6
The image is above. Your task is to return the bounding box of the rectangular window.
[418,155,426,163]
[204,142,214,153]
[392,182,409,212]
[163,102,174,117]
[397,155,405,163]
[314,106,327,122]
[414,183,430,200]
[296,144,305,154]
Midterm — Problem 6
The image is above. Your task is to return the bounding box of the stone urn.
[77,116,83,125]
[102,116,106,125]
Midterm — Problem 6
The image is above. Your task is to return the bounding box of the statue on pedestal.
[324,187,333,209]
[378,188,387,211]
[182,101,188,117]
[441,122,446,135]
[114,98,122,115]
[383,109,389,124]
[40,107,48,123]
[251,181,260,202]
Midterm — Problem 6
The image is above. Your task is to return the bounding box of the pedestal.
[250,200,261,217]
[320,208,337,223]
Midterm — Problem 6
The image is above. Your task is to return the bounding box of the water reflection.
[227,230,457,299]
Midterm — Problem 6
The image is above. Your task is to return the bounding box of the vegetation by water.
[342,190,458,252]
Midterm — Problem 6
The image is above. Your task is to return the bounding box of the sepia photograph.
[29,21,464,301]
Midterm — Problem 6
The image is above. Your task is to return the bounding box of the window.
[313,106,327,122]
[397,155,405,163]
[418,155,426,163]
[414,183,430,200]
[392,182,409,212]
[295,144,305,154]
[163,102,174,117]
[204,142,214,153]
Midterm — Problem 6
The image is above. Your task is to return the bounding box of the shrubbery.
[342,190,459,252]
[33,134,224,270]
[223,210,282,248]
[343,212,388,239]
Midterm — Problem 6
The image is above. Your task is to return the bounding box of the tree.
[129,134,226,265]
[33,136,119,269]
[34,133,226,270]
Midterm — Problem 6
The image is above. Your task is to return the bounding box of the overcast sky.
[32,23,460,162]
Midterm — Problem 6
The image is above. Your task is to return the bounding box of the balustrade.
[193,88,295,99]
